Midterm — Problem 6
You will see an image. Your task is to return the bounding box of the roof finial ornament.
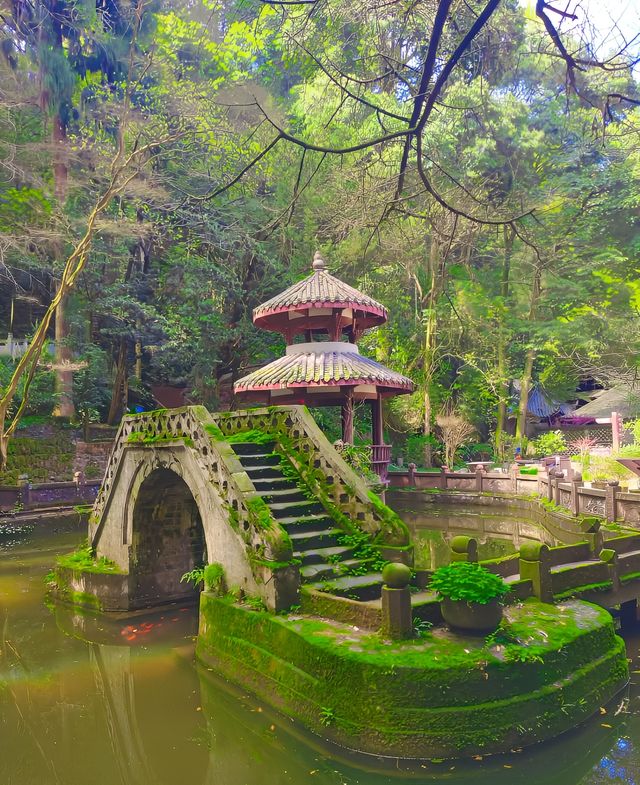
[312,250,326,271]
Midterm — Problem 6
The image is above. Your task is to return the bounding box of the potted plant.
[429,561,509,633]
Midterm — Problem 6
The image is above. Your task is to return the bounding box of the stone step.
[237,453,281,467]
[294,545,356,565]
[252,477,298,492]
[278,514,336,533]
[242,466,286,480]
[260,488,309,504]
[288,528,342,550]
[268,500,325,520]
[231,441,276,456]
[300,559,367,582]
[308,573,383,602]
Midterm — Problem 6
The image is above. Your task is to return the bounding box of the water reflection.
[1,522,640,785]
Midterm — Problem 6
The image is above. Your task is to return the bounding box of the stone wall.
[73,440,112,480]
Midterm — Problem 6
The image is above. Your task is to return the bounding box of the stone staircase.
[232,440,440,617]
[232,441,384,601]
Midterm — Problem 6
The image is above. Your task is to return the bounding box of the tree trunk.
[52,113,68,202]
[422,238,440,468]
[52,289,76,418]
[495,225,514,454]
[107,338,128,425]
[516,265,542,442]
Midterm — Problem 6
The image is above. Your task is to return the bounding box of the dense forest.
[1,0,639,466]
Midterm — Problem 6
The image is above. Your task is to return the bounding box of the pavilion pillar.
[371,395,384,446]
[341,391,354,444]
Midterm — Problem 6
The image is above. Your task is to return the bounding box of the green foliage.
[56,542,121,574]
[532,430,568,457]
[583,456,635,484]
[334,442,383,490]
[503,645,544,665]
[484,621,518,647]
[336,530,388,572]
[319,706,336,727]
[180,566,205,587]
[405,434,442,467]
[429,561,509,605]
[413,618,433,637]
[245,496,274,530]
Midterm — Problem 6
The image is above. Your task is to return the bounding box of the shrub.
[405,433,442,466]
[624,418,640,445]
[461,442,495,461]
[532,430,567,457]
[429,561,509,605]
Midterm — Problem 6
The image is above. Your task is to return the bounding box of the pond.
[1,514,639,785]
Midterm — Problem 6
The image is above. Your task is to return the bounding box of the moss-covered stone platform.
[196,594,628,759]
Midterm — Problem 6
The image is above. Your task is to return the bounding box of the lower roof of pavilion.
[233,344,414,406]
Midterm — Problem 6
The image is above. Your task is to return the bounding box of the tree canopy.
[1,0,639,465]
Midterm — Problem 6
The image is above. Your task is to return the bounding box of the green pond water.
[1,512,640,785]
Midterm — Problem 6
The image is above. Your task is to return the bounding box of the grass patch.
[56,543,122,574]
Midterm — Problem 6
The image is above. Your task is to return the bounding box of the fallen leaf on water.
[600,707,607,714]
[601,723,612,728]
[504,765,512,769]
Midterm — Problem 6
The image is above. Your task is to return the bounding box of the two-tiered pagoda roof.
[234,252,414,406]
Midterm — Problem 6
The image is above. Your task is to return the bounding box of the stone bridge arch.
[128,465,206,606]
[90,432,297,611]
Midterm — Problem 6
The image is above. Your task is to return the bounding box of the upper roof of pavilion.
[253,251,388,334]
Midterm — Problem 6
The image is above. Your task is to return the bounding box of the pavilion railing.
[371,444,392,483]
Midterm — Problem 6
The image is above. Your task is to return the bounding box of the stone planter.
[440,597,503,634]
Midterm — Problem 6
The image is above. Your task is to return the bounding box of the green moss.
[553,582,613,601]
[205,423,225,440]
[197,595,628,758]
[226,429,274,444]
[251,556,301,570]
[69,590,102,611]
[245,496,275,530]
[127,431,178,445]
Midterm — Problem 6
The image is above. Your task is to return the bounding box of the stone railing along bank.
[389,465,640,525]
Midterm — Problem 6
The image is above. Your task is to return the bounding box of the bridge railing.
[449,532,640,608]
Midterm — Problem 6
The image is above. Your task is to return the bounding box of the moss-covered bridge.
[76,405,413,613]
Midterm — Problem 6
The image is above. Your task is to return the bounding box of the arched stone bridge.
[86,405,411,612]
